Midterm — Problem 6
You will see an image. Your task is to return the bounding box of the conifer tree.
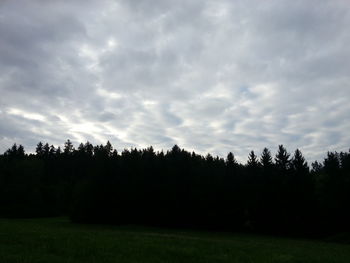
[292,149,309,174]
[226,152,237,166]
[247,150,259,168]
[275,145,290,171]
[260,148,273,168]
[64,139,74,155]
[36,142,44,157]
[49,145,56,156]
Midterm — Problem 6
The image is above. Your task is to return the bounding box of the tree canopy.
[0,141,349,237]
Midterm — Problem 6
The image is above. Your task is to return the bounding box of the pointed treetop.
[260,147,273,168]
[36,142,43,156]
[64,139,74,154]
[292,149,309,173]
[275,145,291,170]
[247,150,259,167]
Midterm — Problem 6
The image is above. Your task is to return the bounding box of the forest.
[0,140,349,237]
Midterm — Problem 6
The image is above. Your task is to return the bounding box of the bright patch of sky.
[0,0,350,162]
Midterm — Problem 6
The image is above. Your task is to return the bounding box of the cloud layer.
[1,0,350,162]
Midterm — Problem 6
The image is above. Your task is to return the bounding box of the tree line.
[0,140,349,237]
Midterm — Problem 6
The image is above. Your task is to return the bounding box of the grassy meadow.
[0,217,350,263]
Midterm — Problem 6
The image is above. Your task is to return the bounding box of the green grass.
[0,218,350,263]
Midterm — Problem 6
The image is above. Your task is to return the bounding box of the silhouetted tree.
[43,143,50,158]
[36,142,44,157]
[1,140,349,236]
[275,145,291,171]
[247,150,259,168]
[324,151,340,175]
[64,139,74,155]
[56,146,62,156]
[226,152,237,166]
[260,148,273,169]
[104,141,113,157]
[4,143,25,159]
[311,161,323,173]
[291,149,309,174]
[49,145,56,157]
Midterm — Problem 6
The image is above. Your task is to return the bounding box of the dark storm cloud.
[0,0,349,162]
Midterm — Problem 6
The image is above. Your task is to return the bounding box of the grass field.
[0,218,350,263]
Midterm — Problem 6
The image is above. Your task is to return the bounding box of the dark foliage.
[0,141,349,237]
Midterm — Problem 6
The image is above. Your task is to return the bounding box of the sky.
[0,0,349,163]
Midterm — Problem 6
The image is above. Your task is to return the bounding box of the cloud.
[0,0,349,163]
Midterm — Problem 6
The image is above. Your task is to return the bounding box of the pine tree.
[311,161,323,173]
[43,143,50,158]
[84,141,94,157]
[64,139,74,155]
[291,149,309,174]
[78,143,85,154]
[275,145,290,171]
[49,145,56,157]
[4,144,25,159]
[36,142,44,157]
[56,146,62,156]
[17,145,25,158]
[260,148,273,168]
[324,151,340,175]
[247,150,259,168]
[226,152,237,166]
[104,141,113,157]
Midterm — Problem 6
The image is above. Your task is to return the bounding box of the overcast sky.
[0,0,349,162]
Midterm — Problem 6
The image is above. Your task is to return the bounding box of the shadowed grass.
[0,217,350,263]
